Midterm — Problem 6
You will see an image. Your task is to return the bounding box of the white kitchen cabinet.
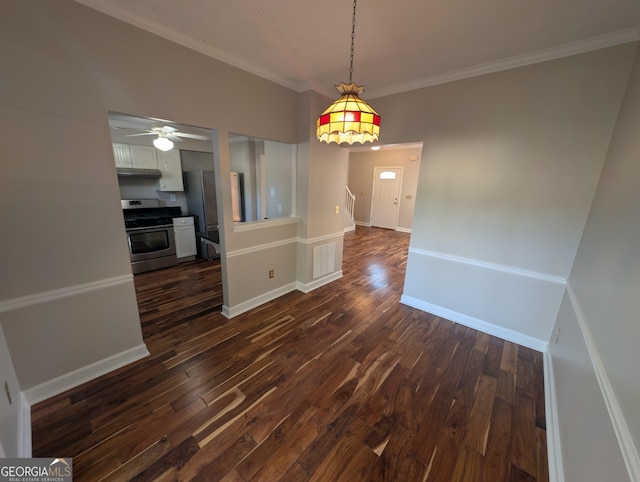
[112,143,158,169]
[173,216,197,261]
[112,143,132,168]
[157,150,184,191]
[129,145,158,169]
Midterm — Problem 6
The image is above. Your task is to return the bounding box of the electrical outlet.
[169,194,177,202]
[335,205,340,214]
[268,269,274,279]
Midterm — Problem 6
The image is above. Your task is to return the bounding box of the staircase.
[344,186,356,232]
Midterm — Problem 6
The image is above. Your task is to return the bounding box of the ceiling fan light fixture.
[153,136,174,151]
[317,0,380,145]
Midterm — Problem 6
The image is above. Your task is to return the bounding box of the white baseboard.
[355,221,371,227]
[222,282,298,319]
[296,271,343,293]
[395,227,412,234]
[22,344,149,406]
[344,225,355,233]
[18,392,31,458]
[221,271,345,319]
[400,294,548,352]
[543,350,565,482]
[566,284,640,481]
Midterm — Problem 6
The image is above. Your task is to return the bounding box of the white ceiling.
[77,0,639,99]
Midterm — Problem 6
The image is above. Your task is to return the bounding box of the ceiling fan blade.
[175,132,209,140]
[166,134,183,141]
[109,119,149,130]
[125,132,156,137]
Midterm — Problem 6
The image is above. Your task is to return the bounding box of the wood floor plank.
[483,397,513,482]
[30,227,548,481]
[536,427,550,482]
[511,388,538,477]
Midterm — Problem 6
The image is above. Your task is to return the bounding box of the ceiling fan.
[125,125,208,141]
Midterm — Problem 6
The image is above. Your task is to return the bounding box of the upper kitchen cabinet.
[112,143,131,168]
[130,146,158,169]
[112,143,158,169]
[157,150,184,191]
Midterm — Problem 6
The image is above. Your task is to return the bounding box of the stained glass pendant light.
[316,0,380,145]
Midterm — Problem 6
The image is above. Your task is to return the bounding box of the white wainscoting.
[222,233,345,318]
[0,274,149,458]
[561,284,640,481]
[401,247,566,349]
[543,350,565,482]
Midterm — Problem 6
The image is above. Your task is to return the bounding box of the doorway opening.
[107,111,225,309]
[346,142,423,233]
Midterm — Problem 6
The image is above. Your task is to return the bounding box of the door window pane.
[379,171,396,180]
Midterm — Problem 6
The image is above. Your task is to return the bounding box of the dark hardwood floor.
[31,227,548,481]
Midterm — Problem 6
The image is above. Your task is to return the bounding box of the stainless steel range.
[122,199,181,274]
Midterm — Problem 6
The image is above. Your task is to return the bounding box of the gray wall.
[551,47,640,481]
[2,0,640,476]
[0,0,298,414]
[377,45,636,345]
[1,0,346,456]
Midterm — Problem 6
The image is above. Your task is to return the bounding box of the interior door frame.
[370,166,404,229]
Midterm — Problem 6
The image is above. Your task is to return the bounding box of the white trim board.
[226,237,297,258]
[222,282,298,319]
[222,270,344,318]
[566,284,640,481]
[408,247,566,285]
[225,233,345,259]
[17,344,149,458]
[0,275,133,313]
[22,344,149,406]
[299,232,345,245]
[400,294,548,352]
[543,350,565,482]
[233,216,298,233]
[18,393,31,458]
[297,271,343,294]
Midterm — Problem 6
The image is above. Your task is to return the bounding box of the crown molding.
[74,1,638,99]
[73,0,301,92]
[366,28,640,99]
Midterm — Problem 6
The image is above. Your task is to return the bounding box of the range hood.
[116,167,162,178]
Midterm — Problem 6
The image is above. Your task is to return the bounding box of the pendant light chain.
[348,0,357,84]
[316,0,380,145]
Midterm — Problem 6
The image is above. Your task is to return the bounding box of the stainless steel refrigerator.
[185,170,219,259]
[230,171,244,222]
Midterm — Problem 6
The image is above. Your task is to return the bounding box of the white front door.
[371,167,403,229]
